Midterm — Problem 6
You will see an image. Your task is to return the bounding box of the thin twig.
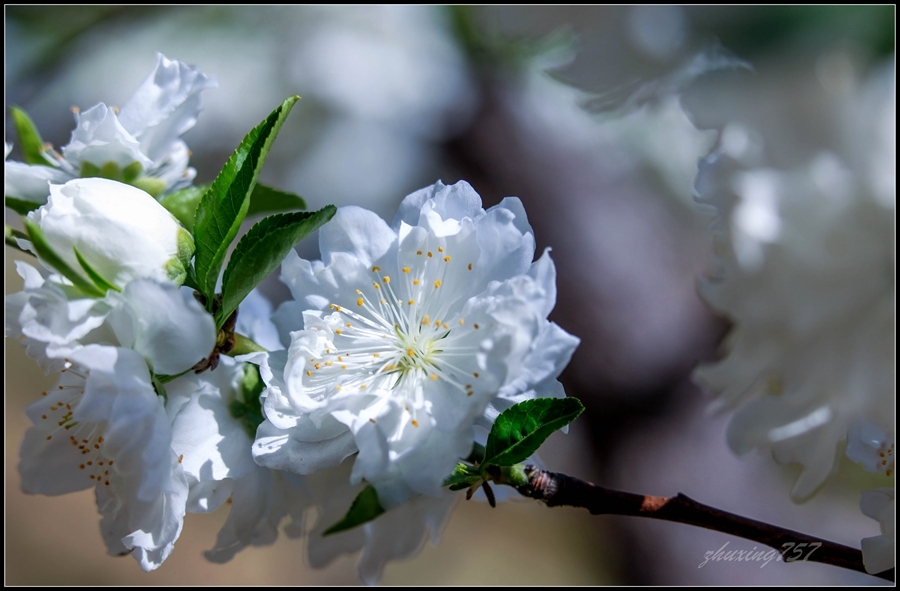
[516,466,893,582]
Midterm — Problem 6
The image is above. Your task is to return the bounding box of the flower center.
[302,243,483,410]
[35,361,115,488]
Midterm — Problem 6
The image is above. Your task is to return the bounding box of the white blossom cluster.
[691,58,895,574]
[5,56,578,581]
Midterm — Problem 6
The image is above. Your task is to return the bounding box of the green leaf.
[159,183,306,234]
[74,247,120,293]
[23,219,105,298]
[158,184,208,232]
[323,485,385,536]
[192,96,300,301]
[217,205,335,329]
[9,106,49,166]
[5,196,43,215]
[247,184,306,217]
[483,398,584,467]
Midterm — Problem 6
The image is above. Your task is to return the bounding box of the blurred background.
[5,6,894,585]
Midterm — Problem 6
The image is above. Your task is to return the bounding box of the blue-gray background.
[5,6,893,585]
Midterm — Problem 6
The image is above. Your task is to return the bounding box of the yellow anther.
[360,384,367,389]
[329,304,335,310]
[341,365,347,370]
[335,329,342,335]
[412,419,419,427]
[325,361,333,366]
[459,319,465,325]
[338,356,344,361]
[346,322,352,327]
[468,263,473,270]
[467,391,474,397]
[357,298,364,306]
[407,348,415,357]
[382,276,391,283]
[373,282,381,289]
[307,371,313,376]
[178,454,184,464]
[336,385,342,391]
[373,353,380,358]
[434,280,442,289]
[417,250,423,255]
[430,374,438,381]
[442,323,449,329]
[372,266,381,272]
[356,289,362,294]
[409,299,415,305]
[402,267,411,273]
[314,363,321,370]
[413,279,420,285]
[427,251,433,257]
[434,319,441,326]
[444,256,451,262]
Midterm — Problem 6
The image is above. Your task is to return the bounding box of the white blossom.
[253,180,579,508]
[303,457,458,585]
[859,487,894,574]
[165,358,308,563]
[5,52,215,204]
[26,178,194,288]
[10,273,215,570]
[691,60,894,501]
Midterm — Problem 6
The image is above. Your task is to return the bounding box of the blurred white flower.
[253,181,579,508]
[691,60,895,502]
[859,487,894,574]
[303,457,458,585]
[5,52,215,203]
[27,178,194,287]
[846,419,894,477]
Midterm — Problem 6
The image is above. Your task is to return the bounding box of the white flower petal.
[859,487,895,574]
[262,180,577,506]
[108,279,215,375]
[29,178,193,287]
[4,159,71,205]
[252,419,357,475]
[118,52,217,164]
[320,205,397,268]
[204,467,308,564]
[62,103,152,170]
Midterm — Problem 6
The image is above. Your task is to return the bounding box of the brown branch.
[515,466,894,582]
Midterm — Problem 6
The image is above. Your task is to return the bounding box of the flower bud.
[28,177,194,287]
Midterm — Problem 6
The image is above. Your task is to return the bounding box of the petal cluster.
[8,260,216,571]
[5,53,215,205]
[691,62,894,502]
[254,180,579,507]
